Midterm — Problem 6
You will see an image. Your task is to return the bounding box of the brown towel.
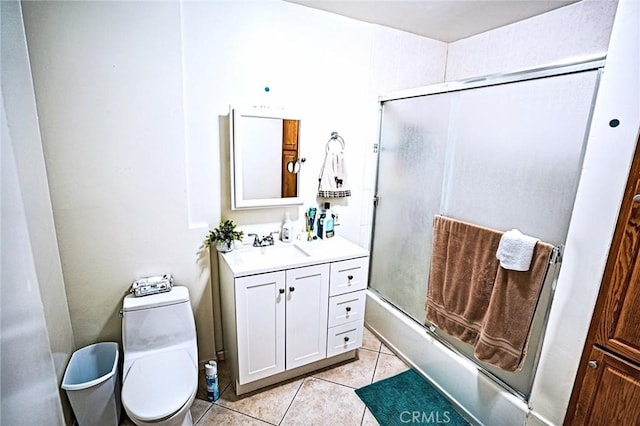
[425,215,502,344]
[425,215,553,372]
[474,242,553,371]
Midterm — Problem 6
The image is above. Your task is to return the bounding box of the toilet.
[121,286,198,426]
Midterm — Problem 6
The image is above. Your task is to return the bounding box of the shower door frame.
[369,55,605,400]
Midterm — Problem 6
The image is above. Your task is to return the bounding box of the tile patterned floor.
[119,327,409,426]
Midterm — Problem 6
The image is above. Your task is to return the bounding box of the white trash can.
[62,342,121,426]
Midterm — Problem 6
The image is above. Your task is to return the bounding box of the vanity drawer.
[327,322,363,358]
[328,290,366,328]
[329,257,369,296]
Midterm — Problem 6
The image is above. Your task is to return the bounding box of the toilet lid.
[122,350,197,422]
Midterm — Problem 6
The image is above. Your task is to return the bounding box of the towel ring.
[325,131,345,153]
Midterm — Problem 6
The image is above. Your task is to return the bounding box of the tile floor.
[120,327,409,426]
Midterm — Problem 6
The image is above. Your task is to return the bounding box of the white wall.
[180,0,447,248]
[1,0,73,423]
[446,0,617,81]
[21,1,216,363]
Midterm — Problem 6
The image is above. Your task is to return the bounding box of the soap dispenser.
[281,212,294,243]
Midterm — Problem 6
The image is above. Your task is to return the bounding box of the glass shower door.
[370,92,455,321]
[370,70,600,396]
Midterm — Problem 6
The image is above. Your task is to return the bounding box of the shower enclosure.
[369,61,602,398]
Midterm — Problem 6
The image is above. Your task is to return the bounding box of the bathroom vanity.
[218,236,369,395]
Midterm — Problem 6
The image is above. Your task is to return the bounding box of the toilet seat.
[122,349,197,422]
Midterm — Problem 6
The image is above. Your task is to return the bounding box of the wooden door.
[570,347,640,425]
[595,176,640,363]
[565,135,640,425]
[236,271,286,384]
[281,119,299,198]
[285,264,330,369]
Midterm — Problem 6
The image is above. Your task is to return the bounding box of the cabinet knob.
[345,306,352,312]
[344,336,350,343]
[347,275,354,281]
[633,194,640,203]
[289,286,295,292]
[279,288,285,294]
[587,360,598,369]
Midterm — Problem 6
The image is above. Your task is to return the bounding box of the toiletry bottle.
[205,361,219,402]
[282,212,294,243]
[317,206,326,239]
[324,202,335,238]
[308,208,317,240]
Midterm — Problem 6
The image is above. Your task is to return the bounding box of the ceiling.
[284,0,578,42]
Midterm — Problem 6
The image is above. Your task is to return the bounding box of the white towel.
[496,229,539,271]
[318,150,351,198]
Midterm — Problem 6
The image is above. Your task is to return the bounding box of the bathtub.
[365,290,529,426]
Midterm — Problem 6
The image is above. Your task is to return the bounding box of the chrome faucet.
[248,231,280,247]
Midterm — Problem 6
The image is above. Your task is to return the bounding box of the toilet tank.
[122,286,196,364]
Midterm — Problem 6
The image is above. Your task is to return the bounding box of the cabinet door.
[236,271,286,384]
[571,346,640,425]
[285,264,330,369]
[281,150,298,198]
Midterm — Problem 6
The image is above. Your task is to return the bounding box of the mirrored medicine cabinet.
[230,106,304,209]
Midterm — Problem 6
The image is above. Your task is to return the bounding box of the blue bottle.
[205,361,219,402]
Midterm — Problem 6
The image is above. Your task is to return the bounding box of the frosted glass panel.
[371,93,453,321]
[370,69,599,397]
[442,72,599,244]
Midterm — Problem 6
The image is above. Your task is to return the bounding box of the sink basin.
[234,244,310,264]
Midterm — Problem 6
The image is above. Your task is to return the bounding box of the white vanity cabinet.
[218,236,369,395]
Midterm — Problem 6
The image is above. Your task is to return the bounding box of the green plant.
[204,220,244,250]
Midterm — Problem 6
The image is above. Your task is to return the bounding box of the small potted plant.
[204,220,244,253]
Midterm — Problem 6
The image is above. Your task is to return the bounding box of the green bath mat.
[355,369,470,426]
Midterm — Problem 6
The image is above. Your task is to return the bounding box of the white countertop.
[219,236,369,277]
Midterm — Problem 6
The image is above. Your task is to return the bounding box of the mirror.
[230,106,304,209]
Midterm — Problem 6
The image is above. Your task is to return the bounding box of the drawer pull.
[347,275,354,281]
[279,288,285,294]
[289,286,295,292]
[345,306,352,312]
[344,336,350,343]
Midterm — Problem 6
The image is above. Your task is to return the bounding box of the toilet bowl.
[120,286,198,426]
[122,350,197,426]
